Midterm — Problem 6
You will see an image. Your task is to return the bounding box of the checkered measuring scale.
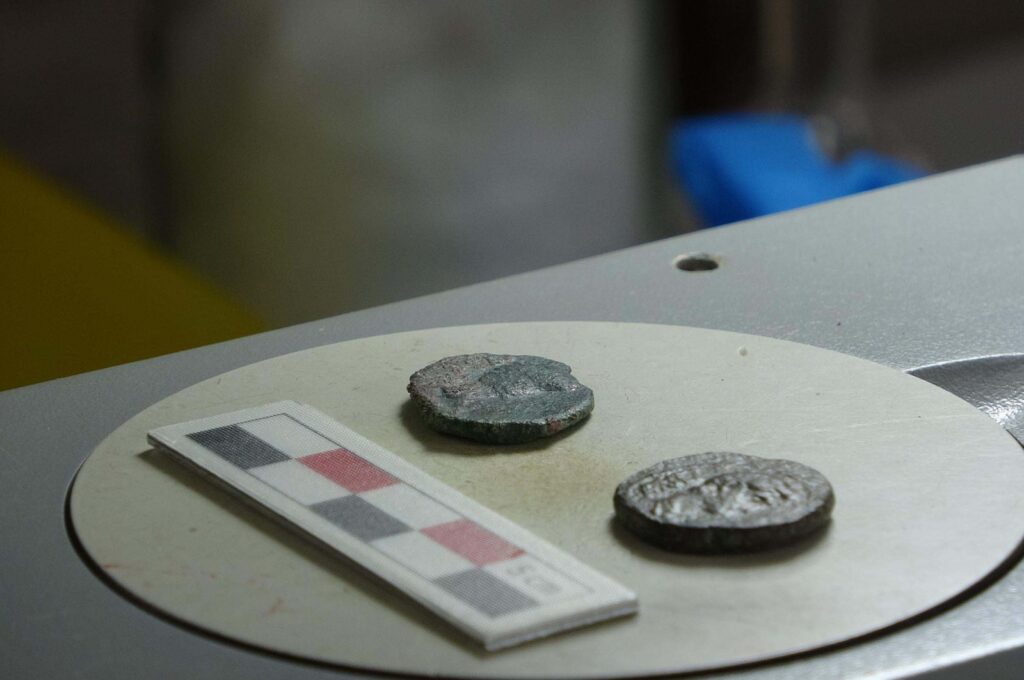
[147,401,637,650]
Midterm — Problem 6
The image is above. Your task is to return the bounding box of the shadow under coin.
[137,448,487,659]
[607,516,831,570]
[398,399,592,455]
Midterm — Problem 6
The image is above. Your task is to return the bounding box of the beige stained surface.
[69,322,1024,678]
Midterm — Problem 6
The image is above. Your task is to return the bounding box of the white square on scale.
[360,483,461,529]
[485,554,589,605]
[240,415,337,458]
[249,459,350,505]
[372,531,474,580]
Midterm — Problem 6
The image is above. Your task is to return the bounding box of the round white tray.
[70,322,1024,678]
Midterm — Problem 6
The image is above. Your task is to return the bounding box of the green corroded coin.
[407,353,594,444]
[614,452,834,554]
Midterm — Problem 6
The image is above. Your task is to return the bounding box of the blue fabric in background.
[670,114,924,227]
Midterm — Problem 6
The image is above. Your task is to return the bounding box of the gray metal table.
[3,157,1023,679]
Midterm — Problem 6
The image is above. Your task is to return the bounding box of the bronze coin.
[408,353,594,444]
[614,452,834,553]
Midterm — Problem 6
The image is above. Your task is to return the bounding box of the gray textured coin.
[614,452,834,554]
[407,353,594,444]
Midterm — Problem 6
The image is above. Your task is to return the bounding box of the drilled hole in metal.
[674,253,719,272]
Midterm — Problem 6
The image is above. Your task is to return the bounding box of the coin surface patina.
[407,353,594,444]
[614,452,834,553]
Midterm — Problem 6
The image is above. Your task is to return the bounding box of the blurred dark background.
[1,0,1022,388]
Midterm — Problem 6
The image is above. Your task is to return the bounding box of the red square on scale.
[300,448,398,493]
[422,519,523,566]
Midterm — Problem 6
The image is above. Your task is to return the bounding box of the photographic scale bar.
[147,400,637,650]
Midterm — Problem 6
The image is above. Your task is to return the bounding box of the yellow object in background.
[0,152,267,391]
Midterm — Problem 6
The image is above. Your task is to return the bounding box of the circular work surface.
[69,322,1024,679]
